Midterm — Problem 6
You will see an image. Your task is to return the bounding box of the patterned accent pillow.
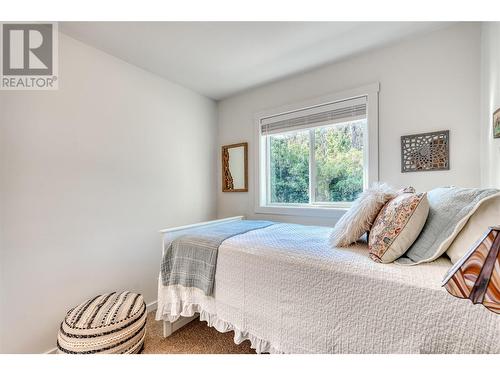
[369,192,429,263]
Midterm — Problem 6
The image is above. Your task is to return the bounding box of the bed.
[156,216,500,354]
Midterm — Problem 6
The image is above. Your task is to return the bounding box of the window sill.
[255,204,348,219]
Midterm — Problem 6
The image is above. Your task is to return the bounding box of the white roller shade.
[260,96,367,135]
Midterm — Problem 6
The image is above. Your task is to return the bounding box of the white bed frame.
[158,215,244,338]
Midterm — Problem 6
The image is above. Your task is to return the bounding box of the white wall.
[217,23,481,226]
[480,22,500,188]
[0,33,217,353]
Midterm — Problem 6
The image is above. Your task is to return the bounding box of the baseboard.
[43,299,158,354]
[146,300,157,313]
[44,347,57,354]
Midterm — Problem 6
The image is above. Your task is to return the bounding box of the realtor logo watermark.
[0,22,58,90]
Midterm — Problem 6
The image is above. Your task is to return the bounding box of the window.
[255,84,379,217]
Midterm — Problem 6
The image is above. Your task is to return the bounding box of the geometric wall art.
[401,130,449,173]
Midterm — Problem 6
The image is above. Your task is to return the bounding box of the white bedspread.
[156,223,500,353]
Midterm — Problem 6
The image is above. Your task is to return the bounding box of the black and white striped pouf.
[57,291,147,354]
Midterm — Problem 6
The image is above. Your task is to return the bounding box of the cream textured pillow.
[446,193,500,264]
[396,187,499,265]
[330,183,397,247]
[369,192,429,263]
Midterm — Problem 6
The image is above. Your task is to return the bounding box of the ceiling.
[60,22,451,100]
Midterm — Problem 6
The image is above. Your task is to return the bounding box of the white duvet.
[156,223,500,353]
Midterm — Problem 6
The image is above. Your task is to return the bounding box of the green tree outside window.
[269,120,365,204]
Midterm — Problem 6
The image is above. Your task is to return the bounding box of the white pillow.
[446,193,500,264]
[395,187,499,265]
[330,183,397,247]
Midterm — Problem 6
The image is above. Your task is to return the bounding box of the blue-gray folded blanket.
[161,220,274,295]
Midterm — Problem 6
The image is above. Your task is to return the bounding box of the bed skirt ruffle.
[155,283,282,354]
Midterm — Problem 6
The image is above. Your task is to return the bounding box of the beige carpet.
[143,311,256,354]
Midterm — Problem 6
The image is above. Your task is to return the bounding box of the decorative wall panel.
[401,130,449,173]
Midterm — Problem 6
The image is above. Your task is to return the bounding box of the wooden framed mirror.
[222,142,248,192]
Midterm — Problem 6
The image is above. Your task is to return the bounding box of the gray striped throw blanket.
[161,220,274,295]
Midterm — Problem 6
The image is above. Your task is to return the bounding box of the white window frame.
[254,82,380,218]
